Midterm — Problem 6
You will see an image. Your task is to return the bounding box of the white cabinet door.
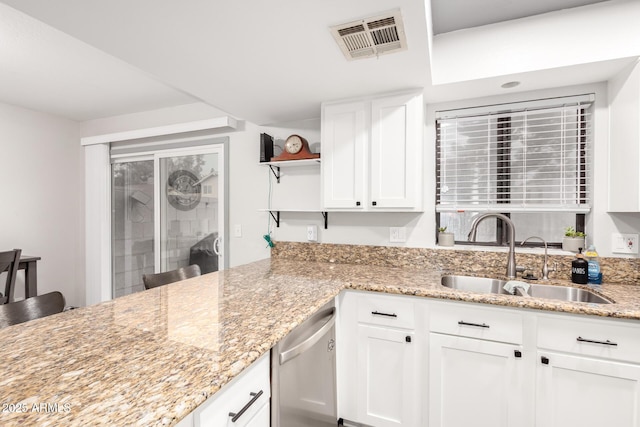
[244,402,270,427]
[356,324,419,427]
[536,351,640,427]
[194,353,270,427]
[429,333,530,427]
[370,92,422,210]
[321,91,423,211]
[321,100,367,209]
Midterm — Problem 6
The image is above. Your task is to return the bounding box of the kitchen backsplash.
[271,241,640,285]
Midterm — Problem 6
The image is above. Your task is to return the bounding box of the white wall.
[269,83,640,258]
[0,102,84,306]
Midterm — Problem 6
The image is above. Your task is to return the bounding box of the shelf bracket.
[269,210,280,227]
[321,211,328,229]
[268,165,281,183]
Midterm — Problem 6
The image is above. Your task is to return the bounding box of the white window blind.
[436,95,592,213]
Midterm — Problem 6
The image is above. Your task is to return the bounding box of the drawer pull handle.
[372,311,397,318]
[577,336,618,347]
[458,320,490,329]
[229,390,263,422]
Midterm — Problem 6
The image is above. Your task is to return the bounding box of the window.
[435,94,592,246]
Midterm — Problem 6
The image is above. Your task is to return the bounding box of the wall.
[268,83,640,259]
[0,102,85,306]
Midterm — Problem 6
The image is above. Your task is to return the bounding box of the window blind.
[436,95,592,213]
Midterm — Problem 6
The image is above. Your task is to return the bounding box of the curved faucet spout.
[468,213,517,279]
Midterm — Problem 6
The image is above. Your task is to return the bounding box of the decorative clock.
[166,169,201,211]
[270,134,320,162]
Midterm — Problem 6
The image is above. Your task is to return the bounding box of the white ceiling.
[0,0,638,125]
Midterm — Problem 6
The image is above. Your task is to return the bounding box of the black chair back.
[0,249,22,304]
[142,264,202,290]
[0,291,65,328]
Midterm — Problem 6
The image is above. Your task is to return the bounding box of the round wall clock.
[166,169,201,211]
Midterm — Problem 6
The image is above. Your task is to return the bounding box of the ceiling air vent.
[330,10,407,61]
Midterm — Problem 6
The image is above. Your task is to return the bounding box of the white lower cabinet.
[535,313,640,427]
[535,351,640,427]
[337,291,422,427]
[338,291,640,427]
[429,333,529,427]
[192,352,270,427]
[356,324,419,427]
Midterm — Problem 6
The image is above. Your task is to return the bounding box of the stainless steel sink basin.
[527,283,612,304]
[440,275,511,295]
[440,275,612,304]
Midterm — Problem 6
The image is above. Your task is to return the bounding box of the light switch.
[390,227,407,243]
[234,224,242,238]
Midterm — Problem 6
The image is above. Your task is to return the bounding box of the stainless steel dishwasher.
[271,300,337,427]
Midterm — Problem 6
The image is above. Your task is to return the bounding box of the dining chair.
[0,249,22,304]
[0,291,65,328]
[142,264,202,290]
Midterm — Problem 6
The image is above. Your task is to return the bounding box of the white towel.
[503,280,530,295]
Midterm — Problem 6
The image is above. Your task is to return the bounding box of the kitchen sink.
[440,275,511,295]
[527,283,612,304]
[440,275,612,304]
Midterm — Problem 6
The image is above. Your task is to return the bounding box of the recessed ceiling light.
[501,81,521,89]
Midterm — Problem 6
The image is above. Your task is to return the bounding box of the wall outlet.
[307,225,318,242]
[390,227,407,243]
[611,233,639,254]
[234,224,242,238]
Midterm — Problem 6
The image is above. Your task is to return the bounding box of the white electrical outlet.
[307,225,318,242]
[234,224,242,238]
[612,233,639,254]
[390,227,407,243]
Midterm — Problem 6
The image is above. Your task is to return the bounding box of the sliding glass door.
[111,145,225,298]
[156,149,222,274]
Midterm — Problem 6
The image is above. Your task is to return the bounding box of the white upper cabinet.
[321,91,424,211]
[608,59,640,212]
[321,100,367,209]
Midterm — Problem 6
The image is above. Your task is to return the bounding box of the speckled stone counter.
[1,253,640,426]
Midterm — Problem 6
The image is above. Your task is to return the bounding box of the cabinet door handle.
[541,356,549,365]
[577,336,618,346]
[514,350,522,358]
[458,320,490,328]
[229,390,263,422]
[372,201,377,206]
[372,311,397,318]
[356,201,361,206]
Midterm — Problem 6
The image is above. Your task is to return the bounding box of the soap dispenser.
[571,248,588,285]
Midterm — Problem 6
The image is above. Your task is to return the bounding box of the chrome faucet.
[467,213,520,279]
[521,236,557,280]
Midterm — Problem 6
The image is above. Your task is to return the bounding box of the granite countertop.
[1,258,639,426]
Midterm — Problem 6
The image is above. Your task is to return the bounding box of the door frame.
[82,120,232,306]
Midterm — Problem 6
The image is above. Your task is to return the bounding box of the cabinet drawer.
[357,292,415,330]
[429,302,523,344]
[194,352,270,427]
[537,314,640,363]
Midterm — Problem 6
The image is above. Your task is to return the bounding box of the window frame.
[435,97,591,248]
